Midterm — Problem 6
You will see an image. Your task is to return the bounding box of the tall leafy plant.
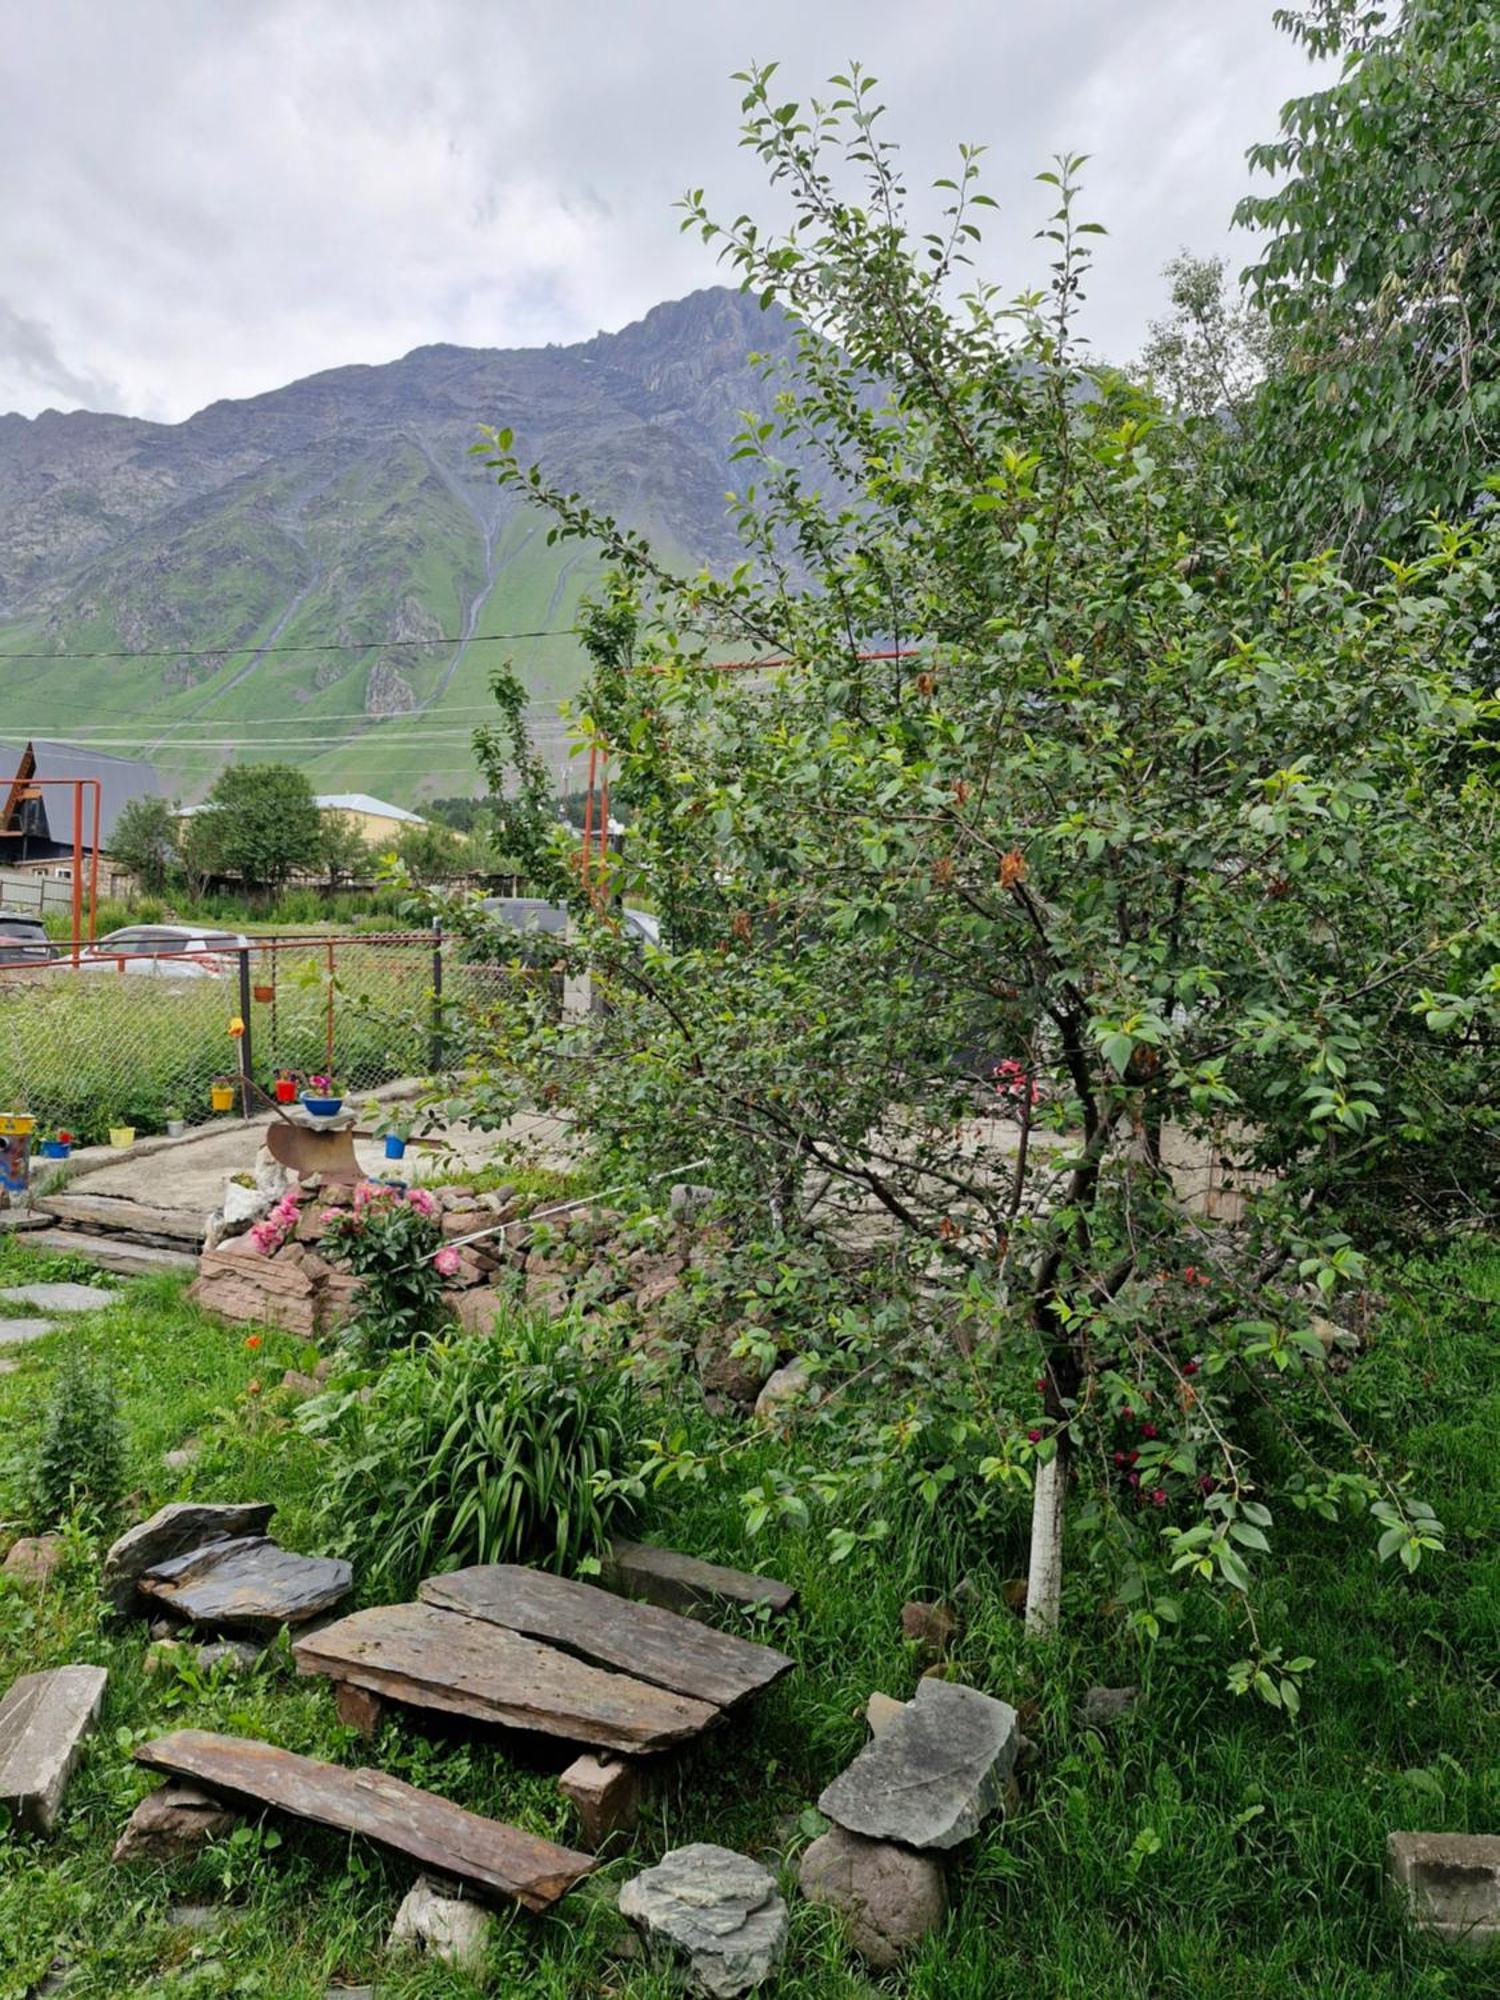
[465,65,1500,1700]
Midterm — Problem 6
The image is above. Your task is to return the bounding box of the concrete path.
[0,1283,114,1313]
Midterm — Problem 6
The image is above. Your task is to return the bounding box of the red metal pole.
[326,939,335,1076]
[87,780,101,940]
[70,781,81,966]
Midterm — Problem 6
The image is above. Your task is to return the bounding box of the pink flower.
[433,1245,461,1278]
[319,1208,341,1225]
[246,1221,277,1255]
[406,1187,438,1219]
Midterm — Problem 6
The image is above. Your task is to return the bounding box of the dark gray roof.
[0,740,162,847]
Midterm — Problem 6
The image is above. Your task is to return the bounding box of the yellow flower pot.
[210,1083,236,1113]
[108,1126,136,1149]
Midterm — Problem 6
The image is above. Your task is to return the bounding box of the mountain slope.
[0,288,797,803]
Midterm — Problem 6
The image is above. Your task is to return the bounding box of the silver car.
[75,924,250,978]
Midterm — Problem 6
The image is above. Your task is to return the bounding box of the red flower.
[1150,1488,1167,1507]
[1182,1360,1199,1377]
[1127,1471,1141,1488]
[1183,1266,1197,1284]
[1141,1422,1158,1439]
[1113,1451,1127,1467]
[244,1335,262,1351]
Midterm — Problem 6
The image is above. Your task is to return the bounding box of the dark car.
[0,911,56,969]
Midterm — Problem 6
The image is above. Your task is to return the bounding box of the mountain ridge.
[0,287,796,802]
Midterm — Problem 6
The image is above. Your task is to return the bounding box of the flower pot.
[165,1120,186,1138]
[273,1078,298,1104]
[210,1083,235,1113]
[253,983,275,1004]
[108,1126,136,1149]
[301,1094,343,1121]
[41,1140,70,1160]
[383,1134,408,1160]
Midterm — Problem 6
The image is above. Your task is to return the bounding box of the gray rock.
[162,1442,200,1472]
[194,1638,263,1672]
[139,1535,351,1634]
[3,1534,65,1586]
[818,1677,1018,1851]
[799,1824,946,1969]
[670,1183,717,1221]
[754,1358,815,1426]
[0,1282,112,1314]
[101,1502,276,1614]
[28,1954,72,1996]
[1387,1831,1500,1954]
[618,1842,788,1996]
[865,1691,906,1737]
[166,1904,246,1936]
[0,1318,57,1348]
[1077,1685,1138,1729]
[389,1875,493,1975]
[112,1781,239,1863]
[0,1664,108,1834]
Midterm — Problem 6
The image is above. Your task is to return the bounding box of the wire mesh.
[0,931,516,1144]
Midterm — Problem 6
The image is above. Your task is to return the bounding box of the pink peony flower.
[433,1245,461,1278]
[406,1187,439,1218]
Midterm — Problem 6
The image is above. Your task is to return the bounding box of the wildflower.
[1127,1471,1141,1488]
[244,1335,261,1351]
[406,1187,439,1219]
[1150,1488,1167,1507]
[433,1245,462,1279]
[245,1379,262,1396]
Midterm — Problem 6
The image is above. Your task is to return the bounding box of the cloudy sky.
[2,1,1325,424]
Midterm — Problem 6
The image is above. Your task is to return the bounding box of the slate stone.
[0,1318,57,1348]
[138,1535,352,1633]
[1387,1831,1500,1954]
[0,1664,109,1834]
[1077,1685,1139,1729]
[818,1677,1018,1851]
[618,1843,788,1997]
[166,1904,247,1936]
[389,1874,493,1975]
[112,1781,240,1863]
[798,1824,947,1969]
[0,1282,114,1314]
[101,1502,276,1614]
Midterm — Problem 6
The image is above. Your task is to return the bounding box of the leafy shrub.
[306,1314,641,1595]
[28,1352,128,1527]
[321,1182,451,1358]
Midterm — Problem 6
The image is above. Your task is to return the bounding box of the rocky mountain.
[0,288,798,803]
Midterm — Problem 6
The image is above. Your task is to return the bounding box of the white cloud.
[0,0,1326,420]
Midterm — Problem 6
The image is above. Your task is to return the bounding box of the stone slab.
[112,1781,240,1863]
[1387,1831,1500,1954]
[0,1664,108,1834]
[0,1318,57,1347]
[294,1601,719,1754]
[138,1535,352,1633]
[0,1282,114,1314]
[818,1677,1018,1851]
[419,1564,791,1710]
[619,1842,788,1997]
[136,1729,593,1911]
[603,1539,796,1618]
[101,1501,276,1614]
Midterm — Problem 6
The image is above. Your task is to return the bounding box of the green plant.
[303,1313,643,1595]
[321,1181,449,1359]
[27,1351,128,1528]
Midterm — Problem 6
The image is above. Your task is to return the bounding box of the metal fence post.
[237,948,254,1116]
[430,921,445,1071]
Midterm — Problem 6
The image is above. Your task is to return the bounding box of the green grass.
[0,1238,1494,1998]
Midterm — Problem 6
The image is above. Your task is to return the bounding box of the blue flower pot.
[41,1140,70,1159]
[301,1095,343,1120]
[383,1134,407,1160]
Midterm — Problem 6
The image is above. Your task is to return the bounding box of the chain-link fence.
[0,931,528,1144]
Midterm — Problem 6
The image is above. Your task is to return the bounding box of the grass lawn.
[0,1234,1495,1999]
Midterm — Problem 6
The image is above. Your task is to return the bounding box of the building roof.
[0,740,162,848]
[314,793,426,825]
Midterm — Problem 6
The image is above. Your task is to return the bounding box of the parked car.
[0,910,56,969]
[73,924,251,978]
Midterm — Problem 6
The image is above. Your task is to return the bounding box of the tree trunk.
[1024,1434,1068,1639]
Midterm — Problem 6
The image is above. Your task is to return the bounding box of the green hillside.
[0,289,794,804]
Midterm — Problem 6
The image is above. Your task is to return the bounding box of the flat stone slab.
[619,1842,788,1996]
[294,1601,719,1754]
[602,1540,796,1618]
[1387,1831,1500,1954]
[138,1535,352,1633]
[419,1564,792,1710]
[818,1677,1018,1851]
[0,1318,57,1347]
[0,1282,114,1313]
[136,1729,594,1910]
[0,1664,109,1834]
[112,1781,240,1863]
[101,1501,276,1613]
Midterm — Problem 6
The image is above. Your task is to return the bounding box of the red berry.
[1183,1266,1197,1283]
[1113,1451,1127,1467]
[1035,1377,1047,1392]
[1027,1429,1042,1443]
[1151,1487,1167,1507]
[1121,1407,1135,1422]
[1182,1360,1199,1377]
[1127,1449,1140,1465]
[1127,1471,1141,1487]
[1141,1422,1158,1439]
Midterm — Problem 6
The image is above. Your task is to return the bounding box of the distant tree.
[394,820,470,882]
[1236,0,1500,566]
[316,809,372,889]
[425,795,490,833]
[108,794,180,895]
[188,763,321,895]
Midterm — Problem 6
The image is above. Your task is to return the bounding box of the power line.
[0,625,578,665]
